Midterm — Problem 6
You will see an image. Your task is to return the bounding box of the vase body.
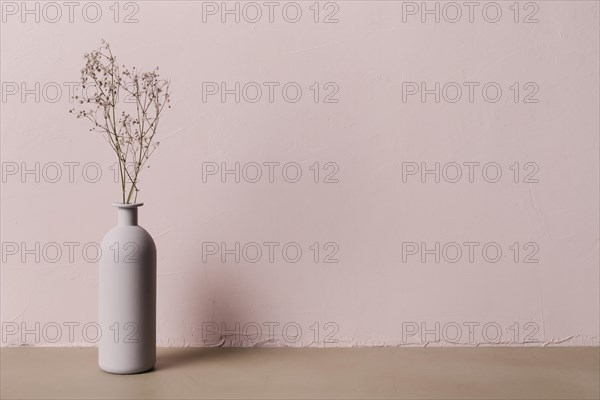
[99,203,156,374]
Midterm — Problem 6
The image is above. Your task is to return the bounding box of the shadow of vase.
[154,260,256,371]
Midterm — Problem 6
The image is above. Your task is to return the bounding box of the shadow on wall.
[154,260,256,371]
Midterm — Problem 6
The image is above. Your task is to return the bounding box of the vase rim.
[112,202,144,208]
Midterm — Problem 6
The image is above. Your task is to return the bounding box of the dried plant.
[70,40,171,204]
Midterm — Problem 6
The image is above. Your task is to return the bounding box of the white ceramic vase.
[98,203,156,374]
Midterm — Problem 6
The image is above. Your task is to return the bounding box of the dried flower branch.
[70,40,171,204]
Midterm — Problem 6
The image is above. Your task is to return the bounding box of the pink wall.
[1,1,598,347]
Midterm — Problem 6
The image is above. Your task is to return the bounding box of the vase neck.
[117,207,138,226]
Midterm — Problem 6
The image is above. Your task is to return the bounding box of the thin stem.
[72,42,170,204]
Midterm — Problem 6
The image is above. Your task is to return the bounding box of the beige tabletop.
[1,347,599,399]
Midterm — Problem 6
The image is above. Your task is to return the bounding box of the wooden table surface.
[1,347,599,399]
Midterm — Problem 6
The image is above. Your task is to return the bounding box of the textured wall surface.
[1,1,598,347]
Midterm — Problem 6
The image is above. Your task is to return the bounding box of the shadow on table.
[154,347,252,371]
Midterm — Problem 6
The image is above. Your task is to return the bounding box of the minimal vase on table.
[99,203,156,374]
[69,41,169,373]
